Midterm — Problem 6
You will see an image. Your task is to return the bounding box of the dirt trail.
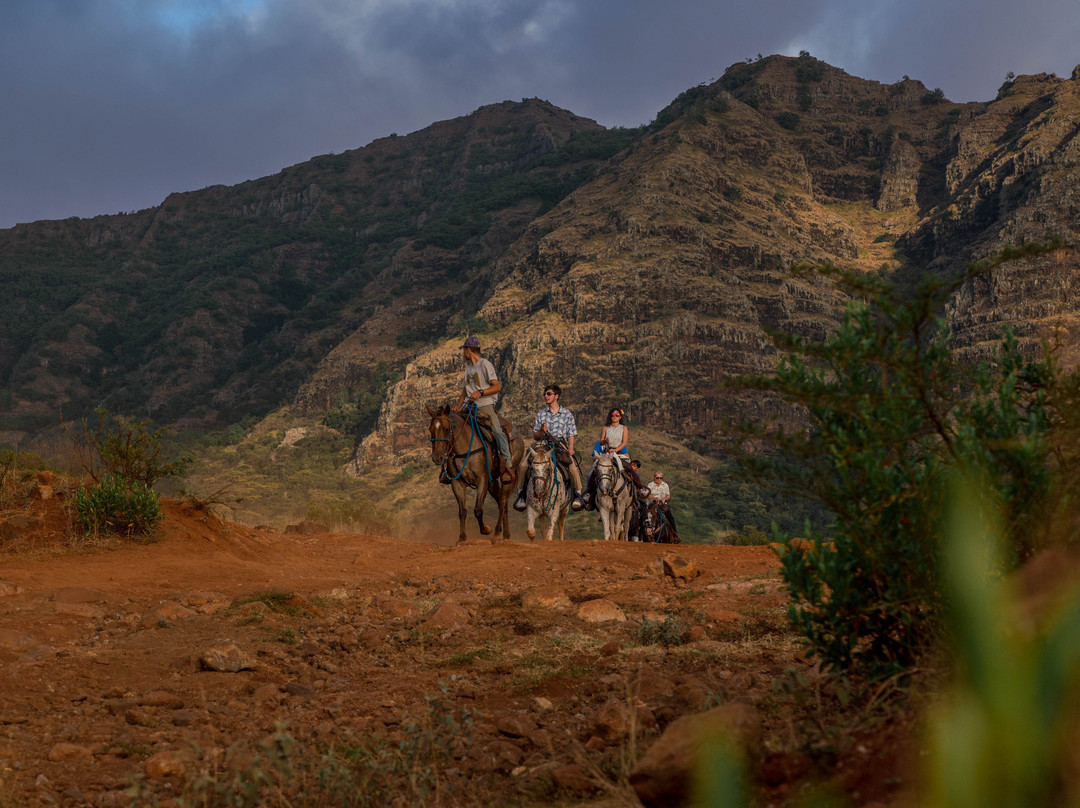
[0,501,908,807]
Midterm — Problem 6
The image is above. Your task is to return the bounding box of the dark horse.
[641,500,680,544]
[427,403,524,545]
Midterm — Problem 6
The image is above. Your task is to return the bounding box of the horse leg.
[598,501,611,541]
[499,477,513,543]
[492,479,504,536]
[526,504,537,541]
[475,478,493,536]
[452,481,469,544]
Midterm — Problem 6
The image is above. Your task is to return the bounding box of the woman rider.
[583,408,639,508]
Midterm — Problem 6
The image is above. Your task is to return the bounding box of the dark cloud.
[0,0,1075,228]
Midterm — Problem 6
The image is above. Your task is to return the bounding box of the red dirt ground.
[0,495,918,807]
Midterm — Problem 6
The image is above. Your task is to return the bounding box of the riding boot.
[581,471,595,510]
[500,462,516,486]
[571,490,585,512]
[513,471,529,512]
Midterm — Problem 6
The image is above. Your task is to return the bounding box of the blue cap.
[461,335,481,349]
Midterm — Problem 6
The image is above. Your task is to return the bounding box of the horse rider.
[513,384,586,512]
[646,470,679,538]
[453,335,515,485]
[582,407,631,509]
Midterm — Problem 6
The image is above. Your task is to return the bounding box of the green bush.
[728,245,1077,676]
[72,405,187,486]
[638,615,686,647]
[776,112,801,131]
[75,474,162,539]
[693,485,1080,807]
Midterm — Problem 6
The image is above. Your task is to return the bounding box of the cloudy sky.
[1,0,1077,229]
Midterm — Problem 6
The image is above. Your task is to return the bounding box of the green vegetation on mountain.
[0,100,630,433]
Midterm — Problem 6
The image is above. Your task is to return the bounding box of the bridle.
[428,404,494,482]
[594,455,626,499]
[643,502,668,541]
[529,450,561,509]
[429,412,456,465]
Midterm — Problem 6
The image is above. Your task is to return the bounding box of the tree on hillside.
[727,244,1080,676]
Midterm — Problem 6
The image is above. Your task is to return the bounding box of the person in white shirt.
[646,471,678,535]
[453,334,514,484]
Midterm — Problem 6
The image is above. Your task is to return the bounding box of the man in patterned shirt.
[513,384,586,512]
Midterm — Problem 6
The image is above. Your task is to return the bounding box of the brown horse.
[426,403,524,545]
[641,500,680,544]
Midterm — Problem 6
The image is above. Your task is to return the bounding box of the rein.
[645,504,670,541]
[430,403,494,483]
[595,459,627,501]
[529,447,562,511]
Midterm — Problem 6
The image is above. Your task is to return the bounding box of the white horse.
[525,445,572,541]
[592,452,633,542]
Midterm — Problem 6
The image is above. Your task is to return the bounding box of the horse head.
[642,502,663,542]
[529,446,554,500]
[426,403,455,465]
[593,452,618,495]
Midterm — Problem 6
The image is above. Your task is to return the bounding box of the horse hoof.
[480,525,494,535]
[526,529,536,540]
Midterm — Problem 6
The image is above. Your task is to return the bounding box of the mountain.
[0,99,626,438]
[3,55,1080,529]
[359,56,1080,470]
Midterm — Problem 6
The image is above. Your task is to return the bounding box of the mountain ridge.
[3,55,1080,530]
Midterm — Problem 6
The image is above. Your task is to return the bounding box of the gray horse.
[524,444,571,541]
[592,452,633,542]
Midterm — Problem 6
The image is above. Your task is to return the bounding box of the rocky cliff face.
[357,57,1080,471]
[4,57,1080,474]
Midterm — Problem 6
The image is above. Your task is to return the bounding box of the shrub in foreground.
[75,474,162,539]
[729,244,1078,676]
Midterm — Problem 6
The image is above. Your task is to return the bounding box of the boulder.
[144,749,190,778]
[199,644,255,672]
[141,691,184,709]
[373,595,419,619]
[629,703,761,808]
[576,598,627,623]
[421,601,471,631]
[521,586,572,611]
[662,554,700,581]
[47,743,93,762]
[141,601,195,628]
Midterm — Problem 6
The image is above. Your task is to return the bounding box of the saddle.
[468,409,516,482]
[472,410,515,443]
